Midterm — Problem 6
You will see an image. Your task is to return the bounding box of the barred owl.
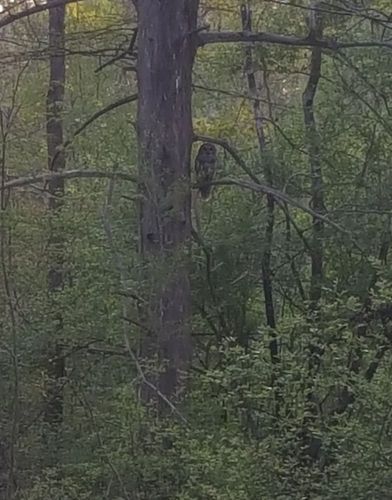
[194,142,217,199]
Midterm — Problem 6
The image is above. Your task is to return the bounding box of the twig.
[95,28,138,73]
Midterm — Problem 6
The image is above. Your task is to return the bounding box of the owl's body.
[194,143,217,199]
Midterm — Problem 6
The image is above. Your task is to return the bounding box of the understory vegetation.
[1,1,392,498]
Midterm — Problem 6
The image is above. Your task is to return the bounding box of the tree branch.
[193,134,261,184]
[0,0,81,30]
[49,94,138,169]
[2,170,137,191]
[95,28,138,73]
[198,31,392,51]
[64,94,138,148]
[207,177,350,236]
[193,135,362,250]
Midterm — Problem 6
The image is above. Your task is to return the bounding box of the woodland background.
[1,0,392,498]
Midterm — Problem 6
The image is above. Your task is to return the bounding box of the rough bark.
[136,0,199,403]
[44,0,66,425]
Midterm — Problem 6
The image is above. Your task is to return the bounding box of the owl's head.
[199,142,217,158]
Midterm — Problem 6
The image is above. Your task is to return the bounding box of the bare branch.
[0,0,81,30]
[63,94,138,148]
[207,177,352,237]
[95,28,138,73]
[2,170,137,191]
[198,31,392,51]
[193,134,355,245]
[48,94,138,169]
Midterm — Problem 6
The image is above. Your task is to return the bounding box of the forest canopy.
[1,0,392,498]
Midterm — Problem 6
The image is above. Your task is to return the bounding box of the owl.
[194,142,217,199]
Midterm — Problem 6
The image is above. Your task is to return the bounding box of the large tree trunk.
[44,0,66,426]
[136,0,199,404]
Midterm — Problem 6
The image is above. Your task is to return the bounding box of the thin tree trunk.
[299,2,325,471]
[302,1,324,305]
[44,0,66,425]
[136,0,199,404]
[241,4,277,360]
[0,91,19,500]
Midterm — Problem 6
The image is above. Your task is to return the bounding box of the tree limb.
[193,134,261,184]
[193,136,359,246]
[0,0,81,30]
[198,31,392,51]
[49,94,138,169]
[95,28,138,73]
[2,170,137,190]
[64,94,138,148]
[207,177,350,236]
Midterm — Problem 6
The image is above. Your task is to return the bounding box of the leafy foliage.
[1,1,392,499]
